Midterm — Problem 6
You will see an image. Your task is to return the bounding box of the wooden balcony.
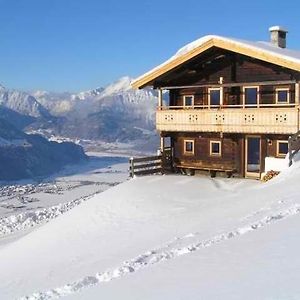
[156,105,300,134]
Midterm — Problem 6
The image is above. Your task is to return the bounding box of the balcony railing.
[156,105,300,134]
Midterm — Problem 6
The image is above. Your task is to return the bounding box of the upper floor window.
[276,140,288,157]
[276,88,289,104]
[243,86,259,106]
[184,139,194,155]
[183,95,194,107]
[210,140,222,157]
[208,88,221,106]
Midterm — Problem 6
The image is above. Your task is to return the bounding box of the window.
[210,141,222,156]
[276,140,288,157]
[276,88,289,104]
[184,140,194,154]
[208,88,221,106]
[243,86,259,106]
[183,95,194,107]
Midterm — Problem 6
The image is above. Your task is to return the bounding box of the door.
[245,136,261,178]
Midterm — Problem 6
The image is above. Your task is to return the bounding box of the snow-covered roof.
[132,35,300,89]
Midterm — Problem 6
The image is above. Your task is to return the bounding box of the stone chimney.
[269,26,288,48]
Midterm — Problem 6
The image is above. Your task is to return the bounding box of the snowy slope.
[1,159,300,299]
[70,210,300,300]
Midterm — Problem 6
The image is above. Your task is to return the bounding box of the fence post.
[129,157,134,177]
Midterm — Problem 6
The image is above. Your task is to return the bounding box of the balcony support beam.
[295,82,299,105]
[158,88,163,110]
[160,135,165,152]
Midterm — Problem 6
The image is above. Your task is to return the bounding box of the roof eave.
[131,37,300,89]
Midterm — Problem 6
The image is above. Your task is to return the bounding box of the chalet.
[132,27,300,179]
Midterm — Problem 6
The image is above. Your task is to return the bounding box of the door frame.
[245,135,261,178]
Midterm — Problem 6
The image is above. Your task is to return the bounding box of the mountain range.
[0,76,159,179]
[0,77,158,145]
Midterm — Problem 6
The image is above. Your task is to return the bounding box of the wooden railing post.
[295,82,299,106]
[129,157,134,177]
[160,136,165,153]
[158,88,163,110]
[298,107,300,133]
[295,82,300,132]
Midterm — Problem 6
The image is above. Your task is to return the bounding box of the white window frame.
[184,139,194,155]
[243,86,260,108]
[183,95,194,107]
[210,140,222,157]
[276,140,288,158]
[208,88,222,108]
[275,88,290,104]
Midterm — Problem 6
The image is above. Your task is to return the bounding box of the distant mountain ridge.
[0,86,51,119]
[0,118,86,180]
[0,77,159,148]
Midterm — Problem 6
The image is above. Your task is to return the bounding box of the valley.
[0,152,129,243]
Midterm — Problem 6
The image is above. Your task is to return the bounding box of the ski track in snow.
[19,204,300,300]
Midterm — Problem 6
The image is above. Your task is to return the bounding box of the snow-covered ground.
[1,155,300,299]
[0,152,128,241]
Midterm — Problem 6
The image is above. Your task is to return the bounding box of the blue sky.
[0,0,300,92]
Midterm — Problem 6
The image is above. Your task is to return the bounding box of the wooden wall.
[266,134,289,157]
[168,133,290,176]
[170,85,295,107]
[172,133,242,174]
[162,48,299,107]
[155,47,300,88]
[160,47,295,177]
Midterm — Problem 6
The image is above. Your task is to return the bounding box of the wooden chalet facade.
[132,27,300,179]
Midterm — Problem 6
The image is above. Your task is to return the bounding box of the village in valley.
[1,1,300,299]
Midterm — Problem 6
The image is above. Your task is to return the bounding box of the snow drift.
[1,157,300,299]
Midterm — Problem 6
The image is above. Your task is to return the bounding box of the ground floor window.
[276,140,288,157]
[184,139,194,154]
[210,140,222,156]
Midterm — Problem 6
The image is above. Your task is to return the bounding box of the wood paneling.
[157,107,299,134]
[266,135,289,157]
[172,133,241,174]
[155,48,299,88]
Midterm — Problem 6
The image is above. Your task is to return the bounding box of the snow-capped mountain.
[0,76,159,150]
[32,76,158,144]
[98,76,132,97]
[0,87,50,119]
[75,87,105,100]
[33,76,157,119]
